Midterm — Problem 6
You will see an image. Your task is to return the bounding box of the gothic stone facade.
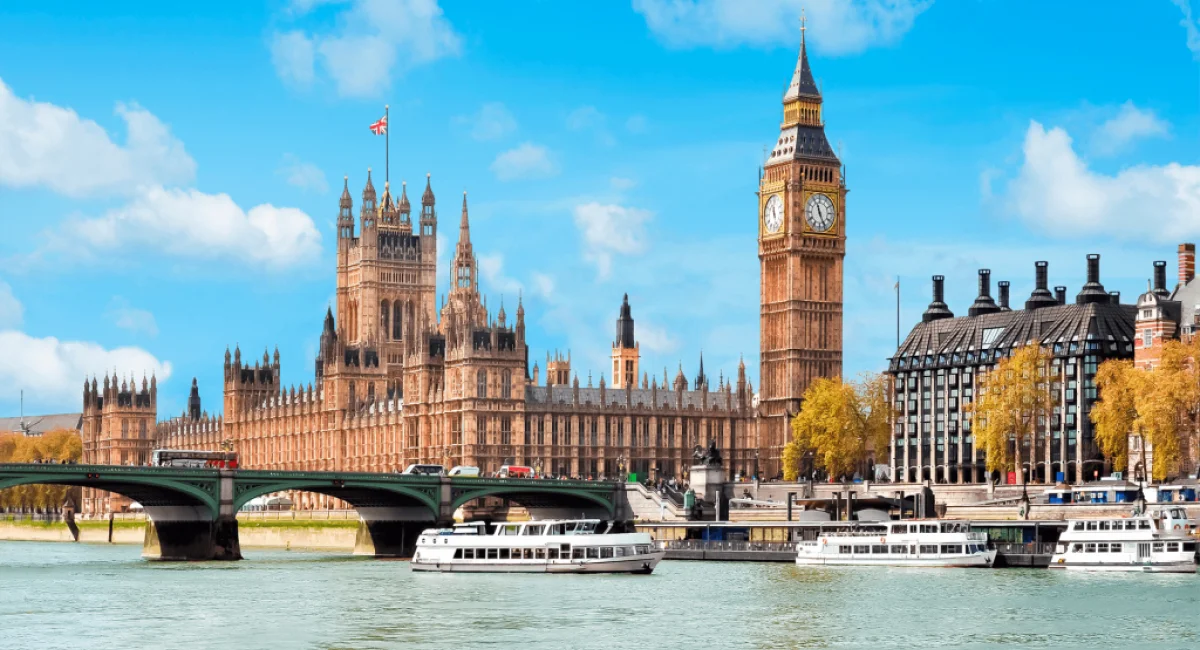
[84,34,844,507]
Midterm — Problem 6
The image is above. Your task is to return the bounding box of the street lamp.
[754,449,760,482]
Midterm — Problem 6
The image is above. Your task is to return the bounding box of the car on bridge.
[402,464,445,476]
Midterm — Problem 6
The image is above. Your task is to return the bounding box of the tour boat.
[1049,507,1198,573]
[411,519,665,574]
[795,520,997,568]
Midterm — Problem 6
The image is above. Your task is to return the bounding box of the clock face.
[805,193,835,232]
[763,195,784,234]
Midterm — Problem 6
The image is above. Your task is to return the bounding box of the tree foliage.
[783,374,893,482]
[969,345,1054,482]
[1092,339,1200,481]
[0,429,83,512]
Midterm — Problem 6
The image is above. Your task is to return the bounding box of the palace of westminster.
[79,29,848,513]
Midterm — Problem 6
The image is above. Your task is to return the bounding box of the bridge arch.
[231,478,440,517]
[0,466,221,516]
[450,481,618,517]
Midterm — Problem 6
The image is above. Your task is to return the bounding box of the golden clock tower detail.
[758,22,846,477]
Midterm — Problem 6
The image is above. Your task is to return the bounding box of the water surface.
[1,542,1197,649]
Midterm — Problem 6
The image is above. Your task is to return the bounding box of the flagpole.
[385,104,389,187]
[896,277,901,349]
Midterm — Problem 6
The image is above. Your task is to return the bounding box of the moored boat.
[411,519,665,574]
[795,520,997,568]
[1048,507,1198,573]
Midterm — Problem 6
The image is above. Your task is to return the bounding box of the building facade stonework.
[83,35,844,509]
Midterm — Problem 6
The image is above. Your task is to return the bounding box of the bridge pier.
[351,507,439,558]
[141,507,242,561]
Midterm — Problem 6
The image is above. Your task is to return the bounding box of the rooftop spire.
[783,13,821,103]
[460,191,470,240]
[615,293,636,349]
[422,172,435,206]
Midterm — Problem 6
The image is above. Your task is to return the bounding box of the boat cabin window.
[939,545,963,554]
[1139,520,1151,530]
[486,548,498,559]
[1153,542,1164,552]
[1072,522,1084,531]
[890,545,906,554]
[1167,542,1180,552]
[871,545,887,554]
[853,545,870,554]
[500,525,521,536]
[1184,542,1196,552]
[1085,543,1096,553]
[1123,521,1137,530]
[568,521,597,535]
[1097,543,1109,553]
[919,545,937,554]
[838,545,852,554]
[600,547,613,558]
[1071,543,1083,552]
[1086,521,1098,531]
[891,525,906,534]
[524,525,545,536]
[920,524,937,534]
[547,548,558,559]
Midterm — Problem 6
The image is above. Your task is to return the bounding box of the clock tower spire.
[757,20,847,478]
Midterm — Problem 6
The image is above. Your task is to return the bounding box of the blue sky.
[1,0,1199,418]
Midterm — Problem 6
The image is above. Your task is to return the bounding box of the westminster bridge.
[0,464,630,561]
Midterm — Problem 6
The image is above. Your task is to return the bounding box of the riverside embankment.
[0,513,360,551]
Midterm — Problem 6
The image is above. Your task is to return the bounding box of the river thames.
[2,542,1198,650]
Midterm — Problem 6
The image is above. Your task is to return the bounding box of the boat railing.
[654,539,798,553]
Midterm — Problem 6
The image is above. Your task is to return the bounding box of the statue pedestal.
[689,464,726,504]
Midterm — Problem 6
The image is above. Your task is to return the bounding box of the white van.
[447,465,480,477]
[402,464,445,476]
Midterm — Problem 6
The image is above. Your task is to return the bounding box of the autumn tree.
[1137,340,1200,481]
[1091,359,1140,473]
[0,429,83,512]
[783,374,893,482]
[970,344,1054,484]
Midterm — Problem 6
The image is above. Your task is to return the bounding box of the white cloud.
[625,115,649,134]
[491,143,559,181]
[269,30,316,87]
[271,0,461,97]
[1174,0,1200,59]
[1006,120,1200,243]
[1093,101,1169,156]
[0,78,195,197]
[567,106,605,131]
[106,297,158,337]
[633,0,931,54]
[56,186,322,268]
[278,154,329,193]
[456,102,517,141]
[610,176,637,191]
[637,321,679,355]
[0,330,171,410]
[478,253,524,297]
[573,202,653,278]
[531,272,555,300]
[0,281,23,329]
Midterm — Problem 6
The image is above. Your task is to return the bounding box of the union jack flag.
[369,114,388,135]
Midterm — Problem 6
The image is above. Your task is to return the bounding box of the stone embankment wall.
[0,517,359,551]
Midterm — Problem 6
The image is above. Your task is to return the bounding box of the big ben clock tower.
[758,20,846,478]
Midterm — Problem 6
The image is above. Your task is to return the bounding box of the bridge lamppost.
[617,454,626,483]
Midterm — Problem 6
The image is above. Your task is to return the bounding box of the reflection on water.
[1,542,1198,650]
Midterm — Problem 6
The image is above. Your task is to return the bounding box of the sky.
[1,0,1199,419]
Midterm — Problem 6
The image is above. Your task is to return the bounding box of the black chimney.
[1055,286,1067,305]
[998,281,1011,311]
[1109,291,1120,305]
[968,269,1001,317]
[1076,253,1109,304]
[1153,261,1170,297]
[922,275,954,322]
[1026,261,1057,310]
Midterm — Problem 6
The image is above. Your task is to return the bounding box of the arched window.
[393,302,403,339]
[501,370,512,399]
[477,369,487,398]
[381,300,390,339]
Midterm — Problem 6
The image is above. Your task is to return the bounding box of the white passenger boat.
[1049,507,1198,573]
[411,519,665,574]
[795,520,997,567]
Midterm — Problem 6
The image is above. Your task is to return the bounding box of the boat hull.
[795,550,997,568]
[1047,559,1197,573]
[411,552,665,574]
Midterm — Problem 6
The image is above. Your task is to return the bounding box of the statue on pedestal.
[692,440,723,467]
